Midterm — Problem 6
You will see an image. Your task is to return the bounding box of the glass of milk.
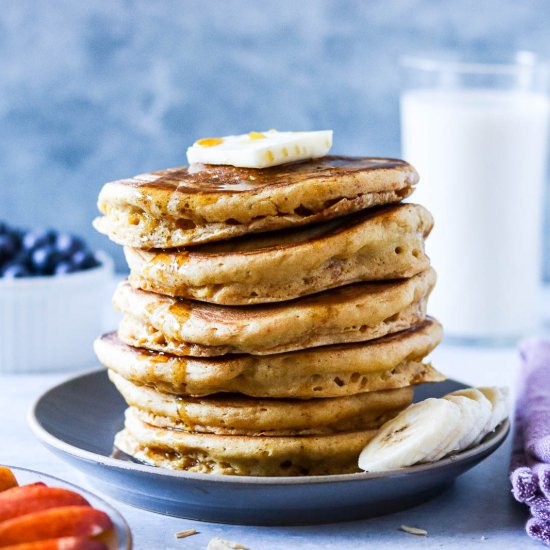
[401,52,550,343]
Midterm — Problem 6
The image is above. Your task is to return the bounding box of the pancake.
[94,156,418,249]
[109,370,413,435]
[94,319,444,398]
[113,267,435,357]
[115,407,378,476]
[124,203,433,304]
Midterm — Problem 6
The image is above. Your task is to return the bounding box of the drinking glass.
[400,52,550,342]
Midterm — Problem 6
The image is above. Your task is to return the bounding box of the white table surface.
[2,286,549,550]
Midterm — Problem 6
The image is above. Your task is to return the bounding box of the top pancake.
[94,156,418,248]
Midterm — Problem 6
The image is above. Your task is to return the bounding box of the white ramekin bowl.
[0,251,114,373]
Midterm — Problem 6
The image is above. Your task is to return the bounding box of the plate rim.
[28,367,510,486]
[4,464,132,550]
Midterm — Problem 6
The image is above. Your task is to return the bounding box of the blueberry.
[22,229,56,252]
[1,263,30,278]
[71,250,99,271]
[55,233,85,258]
[9,228,23,249]
[0,221,7,234]
[12,250,32,269]
[31,245,60,275]
[0,233,18,263]
[54,261,78,275]
[21,233,37,251]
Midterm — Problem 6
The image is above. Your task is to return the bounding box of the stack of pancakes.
[94,156,444,476]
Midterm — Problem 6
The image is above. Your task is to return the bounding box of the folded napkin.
[510,339,550,546]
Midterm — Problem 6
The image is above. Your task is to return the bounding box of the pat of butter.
[186,130,333,169]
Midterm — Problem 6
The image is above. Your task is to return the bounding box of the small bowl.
[4,465,132,549]
[0,252,114,373]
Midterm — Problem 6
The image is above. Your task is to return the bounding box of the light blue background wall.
[1,0,550,273]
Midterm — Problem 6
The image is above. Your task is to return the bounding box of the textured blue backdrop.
[1,0,550,273]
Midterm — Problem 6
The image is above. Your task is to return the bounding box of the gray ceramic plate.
[28,369,508,526]
[5,466,132,549]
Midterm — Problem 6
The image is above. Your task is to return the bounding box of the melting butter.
[187,129,333,169]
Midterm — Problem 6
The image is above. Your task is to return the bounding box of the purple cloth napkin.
[510,339,550,546]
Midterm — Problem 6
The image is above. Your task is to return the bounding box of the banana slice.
[477,386,510,438]
[358,398,462,472]
[448,387,500,446]
[444,390,492,451]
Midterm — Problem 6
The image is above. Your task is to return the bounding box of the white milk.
[401,89,550,340]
